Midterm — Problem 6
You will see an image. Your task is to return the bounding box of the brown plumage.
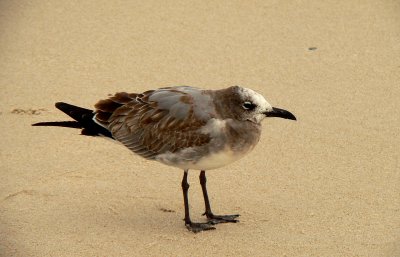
[32,85,296,233]
[93,88,212,160]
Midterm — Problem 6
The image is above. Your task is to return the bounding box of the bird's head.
[220,86,296,123]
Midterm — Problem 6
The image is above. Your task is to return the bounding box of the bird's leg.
[181,170,215,233]
[199,170,240,224]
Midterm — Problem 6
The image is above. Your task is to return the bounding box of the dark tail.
[32,102,113,138]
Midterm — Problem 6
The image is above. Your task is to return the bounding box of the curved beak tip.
[265,107,297,121]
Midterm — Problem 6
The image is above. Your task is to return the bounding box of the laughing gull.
[33,85,296,232]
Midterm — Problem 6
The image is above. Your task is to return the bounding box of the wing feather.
[93,87,214,160]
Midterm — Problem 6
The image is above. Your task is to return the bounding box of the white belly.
[155,147,250,171]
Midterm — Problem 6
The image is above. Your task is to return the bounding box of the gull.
[33,85,296,232]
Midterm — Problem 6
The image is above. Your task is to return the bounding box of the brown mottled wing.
[94,87,214,159]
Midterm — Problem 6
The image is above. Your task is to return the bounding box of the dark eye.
[242,101,256,110]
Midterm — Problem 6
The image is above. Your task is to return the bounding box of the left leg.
[182,170,216,232]
[199,170,240,224]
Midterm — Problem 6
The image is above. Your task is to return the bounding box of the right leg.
[182,170,215,233]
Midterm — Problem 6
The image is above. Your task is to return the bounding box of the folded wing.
[94,87,214,159]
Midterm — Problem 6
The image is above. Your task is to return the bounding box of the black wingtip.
[55,102,69,111]
[55,102,73,109]
[55,102,65,109]
[32,121,82,128]
[55,102,92,114]
[33,102,113,138]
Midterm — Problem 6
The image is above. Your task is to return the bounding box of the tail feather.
[32,102,113,138]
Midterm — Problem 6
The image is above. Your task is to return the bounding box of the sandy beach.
[1,1,399,256]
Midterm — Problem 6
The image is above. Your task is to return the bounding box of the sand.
[1,0,399,256]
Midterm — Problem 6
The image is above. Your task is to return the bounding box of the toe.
[186,223,216,233]
[207,214,240,224]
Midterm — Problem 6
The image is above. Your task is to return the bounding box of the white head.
[215,86,296,124]
[235,86,274,123]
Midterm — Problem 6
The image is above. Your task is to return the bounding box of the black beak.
[264,107,296,121]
